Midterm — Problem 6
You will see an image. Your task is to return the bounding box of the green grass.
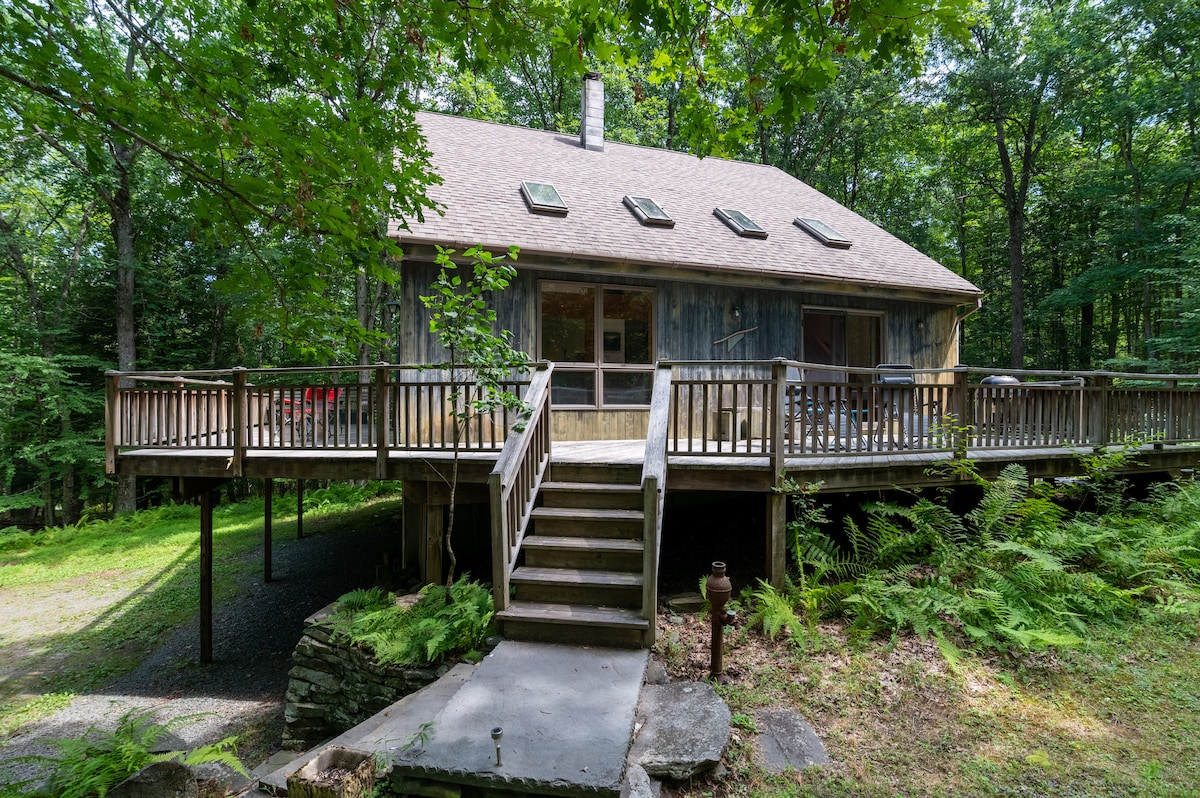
[672,614,1200,797]
[0,486,402,737]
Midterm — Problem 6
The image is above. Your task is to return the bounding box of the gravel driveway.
[0,504,400,787]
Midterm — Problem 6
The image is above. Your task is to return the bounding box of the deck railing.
[489,365,554,611]
[639,364,672,646]
[106,361,1200,473]
[105,364,544,476]
[657,360,1200,460]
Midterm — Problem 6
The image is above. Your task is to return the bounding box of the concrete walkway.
[264,640,650,797]
[378,641,649,796]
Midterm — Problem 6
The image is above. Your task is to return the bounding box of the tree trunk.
[112,149,138,516]
[1007,210,1024,368]
[1079,301,1094,370]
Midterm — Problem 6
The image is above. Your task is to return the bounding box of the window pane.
[602,289,653,365]
[522,181,566,210]
[602,371,653,405]
[542,285,595,363]
[551,370,595,405]
[846,314,882,384]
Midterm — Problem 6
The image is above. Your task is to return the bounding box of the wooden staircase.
[495,463,652,647]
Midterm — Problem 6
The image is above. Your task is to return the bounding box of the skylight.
[624,195,675,228]
[794,217,852,248]
[521,181,568,215]
[714,207,767,239]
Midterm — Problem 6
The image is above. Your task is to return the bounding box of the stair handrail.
[640,363,673,646]
[488,362,554,612]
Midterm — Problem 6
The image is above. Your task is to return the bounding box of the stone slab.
[752,708,830,772]
[261,662,475,794]
[627,683,729,781]
[382,641,649,797]
[109,762,197,798]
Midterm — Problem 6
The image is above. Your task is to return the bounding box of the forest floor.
[2,497,1199,796]
[656,609,1200,797]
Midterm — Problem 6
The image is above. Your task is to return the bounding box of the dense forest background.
[1,0,1196,525]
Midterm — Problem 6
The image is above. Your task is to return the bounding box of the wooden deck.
[104,361,1200,659]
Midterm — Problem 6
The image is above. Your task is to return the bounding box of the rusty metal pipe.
[706,561,735,682]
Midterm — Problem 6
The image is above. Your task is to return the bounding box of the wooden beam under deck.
[114,448,499,485]
[118,441,1200,494]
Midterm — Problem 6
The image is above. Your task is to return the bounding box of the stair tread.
[541,481,643,493]
[523,535,643,552]
[532,507,644,521]
[512,566,643,587]
[497,601,649,629]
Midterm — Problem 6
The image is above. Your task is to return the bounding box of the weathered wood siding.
[552,409,650,441]
[399,258,963,437]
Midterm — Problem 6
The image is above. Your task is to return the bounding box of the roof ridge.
[414,109,789,175]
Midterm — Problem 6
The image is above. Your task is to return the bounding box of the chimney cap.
[584,71,602,81]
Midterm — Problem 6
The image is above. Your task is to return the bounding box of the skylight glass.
[794,217,852,248]
[714,207,767,239]
[521,181,568,215]
[623,195,675,227]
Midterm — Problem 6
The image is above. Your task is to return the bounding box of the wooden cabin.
[393,75,983,443]
[104,78,1200,657]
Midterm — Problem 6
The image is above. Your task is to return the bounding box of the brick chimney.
[580,73,604,152]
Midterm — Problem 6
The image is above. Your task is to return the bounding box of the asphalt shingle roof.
[392,111,981,301]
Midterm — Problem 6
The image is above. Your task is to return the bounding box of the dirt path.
[0,504,401,787]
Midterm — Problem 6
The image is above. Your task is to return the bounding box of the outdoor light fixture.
[731,304,741,320]
[491,726,504,767]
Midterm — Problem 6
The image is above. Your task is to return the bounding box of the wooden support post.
[263,478,273,583]
[296,479,304,539]
[766,491,786,590]
[375,365,390,479]
[104,371,119,475]
[199,490,214,664]
[771,359,787,473]
[953,366,970,456]
[1163,379,1176,449]
[1094,375,1110,450]
[424,504,445,586]
[402,491,421,571]
[231,368,246,476]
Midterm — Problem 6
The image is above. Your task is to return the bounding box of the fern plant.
[17,709,244,798]
[331,576,494,667]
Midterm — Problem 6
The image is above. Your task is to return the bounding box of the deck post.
[375,364,390,478]
[231,368,246,476]
[402,489,421,570]
[771,359,787,474]
[766,491,786,590]
[263,478,273,583]
[953,366,970,454]
[489,471,508,611]
[296,479,304,539]
[425,503,445,585]
[768,360,788,589]
[104,371,119,475]
[1093,375,1110,449]
[199,489,214,664]
[1163,380,1176,449]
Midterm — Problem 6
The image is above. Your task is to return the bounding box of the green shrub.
[757,463,1200,657]
[330,577,493,666]
[7,709,244,798]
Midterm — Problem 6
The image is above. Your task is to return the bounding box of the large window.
[540,282,654,406]
[802,309,883,383]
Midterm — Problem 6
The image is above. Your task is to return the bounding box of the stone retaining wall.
[283,602,445,750]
